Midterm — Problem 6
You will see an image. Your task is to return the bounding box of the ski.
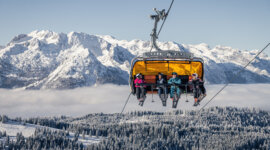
[198,94,206,103]
[160,94,167,107]
[138,95,146,106]
[172,94,179,108]
[193,94,206,106]
[172,100,179,108]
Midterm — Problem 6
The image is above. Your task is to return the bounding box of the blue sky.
[0,0,269,54]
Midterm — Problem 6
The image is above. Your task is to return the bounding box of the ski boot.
[193,98,199,106]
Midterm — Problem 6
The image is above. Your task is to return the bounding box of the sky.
[0,84,269,117]
[0,0,269,55]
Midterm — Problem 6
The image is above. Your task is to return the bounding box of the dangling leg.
[185,84,189,102]
[176,87,181,100]
[140,87,145,101]
[172,87,180,108]
[164,87,168,101]
[159,87,166,106]
[136,87,141,100]
[170,87,175,100]
[193,88,199,106]
[197,85,205,102]
[138,87,146,106]
[164,87,168,106]
[200,84,206,97]
[143,87,146,99]
[158,88,162,99]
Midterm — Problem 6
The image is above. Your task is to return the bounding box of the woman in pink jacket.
[134,73,146,101]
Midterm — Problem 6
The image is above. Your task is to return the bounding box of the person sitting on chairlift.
[134,73,146,101]
[189,73,206,106]
[168,72,181,100]
[156,72,168,101]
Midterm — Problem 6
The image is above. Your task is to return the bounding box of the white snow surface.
[0,121,36,137]
[0,84,269,118]
[0,30,270,89]
[0,121,100,145]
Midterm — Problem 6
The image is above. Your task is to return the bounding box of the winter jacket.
[134,78,146,88]
[189,78,206,95]
[168,77,181,86]
[189,78,203,89]
[168,77,181,98]
[156,77,167,87]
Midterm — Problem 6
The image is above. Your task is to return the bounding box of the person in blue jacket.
[168,72,181,100]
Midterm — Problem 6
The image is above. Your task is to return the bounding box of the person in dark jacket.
[134,73,146,101]
[189,73,206,105]
[156,72,168,101]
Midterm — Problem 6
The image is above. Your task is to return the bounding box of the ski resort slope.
[0,84,269,118]
[0,121,35,137]
[0,121,100,146]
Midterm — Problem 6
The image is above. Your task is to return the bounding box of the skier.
[134,73,146,101]
[168,72,181,100]
[189,73,206,106]
[156,72,168,103]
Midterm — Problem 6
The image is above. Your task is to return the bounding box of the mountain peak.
[29,30,55,37]
[0,31,270,89]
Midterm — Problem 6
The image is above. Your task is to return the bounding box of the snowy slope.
[0,120,100,146]
[0,30,269,89]
[0,121,36,137]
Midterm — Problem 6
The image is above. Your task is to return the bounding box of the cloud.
[0,84,269,118]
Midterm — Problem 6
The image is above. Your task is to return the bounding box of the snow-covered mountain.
[0,30,269,89]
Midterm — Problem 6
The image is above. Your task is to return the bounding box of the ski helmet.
[136,73,142,78]
[192,73,198,78]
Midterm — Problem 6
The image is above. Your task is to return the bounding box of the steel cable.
[199,43,270,112]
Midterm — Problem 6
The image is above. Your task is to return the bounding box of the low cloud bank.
[0,84,269,117]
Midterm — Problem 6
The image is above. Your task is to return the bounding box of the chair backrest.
[178,75,189,84]
[144,75,156,84]
[167,75,173,80]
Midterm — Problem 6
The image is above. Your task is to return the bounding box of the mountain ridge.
[0,30,269,89]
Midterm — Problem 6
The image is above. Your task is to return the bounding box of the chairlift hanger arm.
[150,0,174,52]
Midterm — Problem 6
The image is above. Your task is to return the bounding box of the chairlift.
[129,0,205,108]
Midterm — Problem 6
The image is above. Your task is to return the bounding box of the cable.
[199,43,270,112]
[120,92,132,114]
[157,0,175,36]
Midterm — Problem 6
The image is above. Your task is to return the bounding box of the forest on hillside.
[0,106,269,149]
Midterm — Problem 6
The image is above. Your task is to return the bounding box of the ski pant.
[136,87,146,100]
[200,85,206,94]
[170,86,181,98]
[193,85,206,98]
[158,86,168,100]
